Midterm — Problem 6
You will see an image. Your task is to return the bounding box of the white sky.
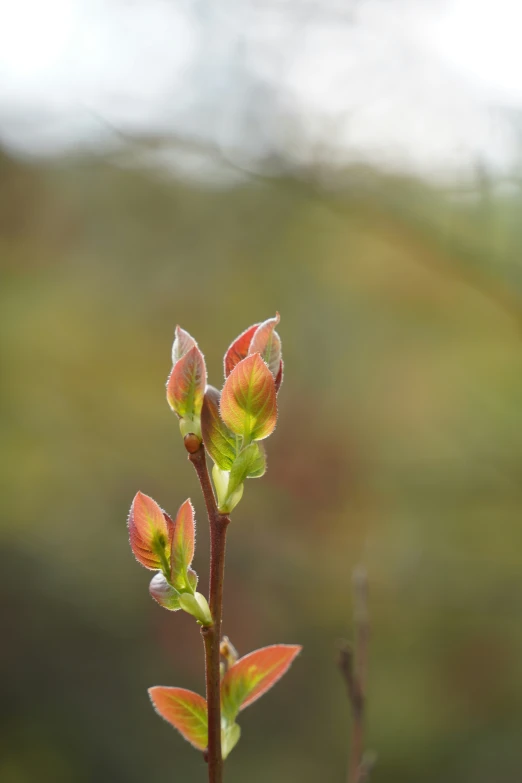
[0,0,520,178]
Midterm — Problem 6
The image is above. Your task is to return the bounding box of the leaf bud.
[212,464,244,514]
[220,636,239,668]
[183,432,202,454]
[178,591,213,626]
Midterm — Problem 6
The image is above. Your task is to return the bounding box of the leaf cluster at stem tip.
[128,492,212,626]
[165,315,282,514]
[198,315,283,513]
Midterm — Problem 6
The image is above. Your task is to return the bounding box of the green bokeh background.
[1,149,522,782]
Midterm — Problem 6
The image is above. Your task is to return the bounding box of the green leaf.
[170,499,196,592]
[244,442,266,478]
[149,570,198,611]
[227,443,266,498]
[178,591,213,626]
[212,464,244,514]
[186,568,198,592]
[220,353,277,442]
[221,723,241,760]
[201,386,237,470]
[149,572,181,610]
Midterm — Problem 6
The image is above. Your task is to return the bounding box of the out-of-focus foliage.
[1,145,522,783]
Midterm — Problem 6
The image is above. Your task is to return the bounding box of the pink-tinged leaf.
[149,687,208,751]
[220,354,277,442]
[172,325,197,365]
[128,492,174,571]
[201,386,236,471]
[248,313,282,380]
[170,499,196,589]
[166,344,207,419]
[224,323,259,377]
[221,645,302,722]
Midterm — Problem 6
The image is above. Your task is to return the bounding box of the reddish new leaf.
[149,687,208,750]
[170,499,196,589]
[224,323,258,377]
[166,344,207,419]
[220,353,277,442]
[128,492,174,571]
[172,325,197,365]
[248,313,282,381]
[221,644,302,721]
[201,386,236,470]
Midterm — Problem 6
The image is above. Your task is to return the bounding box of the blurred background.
[2,1,522,781]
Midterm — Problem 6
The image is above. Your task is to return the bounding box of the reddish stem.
[189,445,230,783]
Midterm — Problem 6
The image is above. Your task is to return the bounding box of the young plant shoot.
[127,314,301,783]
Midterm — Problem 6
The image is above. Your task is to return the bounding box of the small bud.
[220,636,239,668]
[178,591,213,626]
[221,722,241,760]
[184,432,202,454]
[149,572,181,611]
[212,464,244,514]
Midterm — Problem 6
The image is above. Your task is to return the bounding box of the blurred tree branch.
[90,107,522,329]
[339,567,374,783]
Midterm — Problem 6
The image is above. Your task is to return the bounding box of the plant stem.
[189,444,230,783]
[339,567,371,783]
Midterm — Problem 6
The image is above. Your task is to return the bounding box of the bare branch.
[339,566,372,783]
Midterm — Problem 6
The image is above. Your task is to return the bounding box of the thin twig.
[189,444,230,783]
[339,566,372,783]
[89,105,522,330]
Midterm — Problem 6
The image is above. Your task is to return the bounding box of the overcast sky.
[0,0,520,179]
